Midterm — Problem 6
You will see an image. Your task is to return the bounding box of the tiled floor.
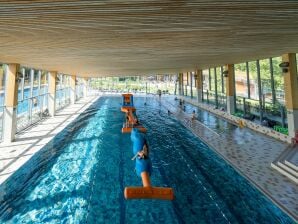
[161,96,298,221]
[0,96,99,185]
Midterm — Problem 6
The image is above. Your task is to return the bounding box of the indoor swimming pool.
[0,96,295,223]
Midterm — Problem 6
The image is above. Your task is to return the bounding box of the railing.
[0,106,5,141]
[56,87,71,111]
[202,90,226,109]
[235,96,287,127]
[76,84,84,100]
[17,93,49,132]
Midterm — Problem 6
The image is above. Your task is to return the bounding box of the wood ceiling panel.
[0,0,297,76]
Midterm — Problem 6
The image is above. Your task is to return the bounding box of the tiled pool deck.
[0,94,297,221]
[161,96,297,221]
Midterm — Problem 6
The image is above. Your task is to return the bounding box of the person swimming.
[191,110,196,120]
[138,139,149,159]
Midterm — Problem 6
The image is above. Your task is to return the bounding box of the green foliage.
[234,57,284,95]
[274,125,288,135]
[232,112,244,118]
[89,76,176,94]
[235,58,282,77]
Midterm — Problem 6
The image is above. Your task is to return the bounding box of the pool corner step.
[271,146,298,184]
[285,147,298,172]
[285,160,298,171]
[277,161,297,177]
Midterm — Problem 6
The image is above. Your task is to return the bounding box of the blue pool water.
[0,96,295,223]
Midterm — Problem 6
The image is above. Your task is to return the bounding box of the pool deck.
[161,96,298,221]
[0,95,99,185]
[0,93,297,221]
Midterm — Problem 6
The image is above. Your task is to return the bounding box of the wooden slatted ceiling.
[0,0,297,77]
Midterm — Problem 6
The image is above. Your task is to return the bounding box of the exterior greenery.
[89,75,176,94]
[234,57,284,101]
[200,56,290,132]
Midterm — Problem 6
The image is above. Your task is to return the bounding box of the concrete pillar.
[83,77,88,97]
[3,64,19,143]
[70,75,76,104]
[225,64,235,114]
[196,69,203,103]
[48,71,57,117]
[283,53,298,138]
[181,73,184,96]
[190,72,193,98]
[178,73,182,96]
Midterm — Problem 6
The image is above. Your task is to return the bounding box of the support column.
[3,64,19,143]
[181,73,184,96]
[184,72,187,96]
[214,68,219,108]
[246,62,250,98]
[225,64,235,114]
[70,75,76,104]
[48,71,57,117]
[256,60,264,122]
[83,77,88,97]
[196,69,203,103]
[283,53,298,138]
[190,72,193,98]
[178,73,182,96]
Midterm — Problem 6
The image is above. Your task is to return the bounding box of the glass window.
[76,77,84,100]
[272,57,284,104]
[88,75,176,95]
[23,68,31,100]
[235,63,248,98]
[17,67,31,131]
[41,71,48,94]
[215,66,226,109]
[209,68,215,91]
[32,69,40,97]
[56,74,71,111]
[220,66,226,94]
[0,64,6,140]
[57,74,63,90]
[239,58,288,131]
[202,69,209,91]
[215,67,222,93]
[259,59,272,103]
[234,63,248,113]
[207,68,216,105]
[202,69,210,103]
[190,72,197,98]
[0,64,6,106]
[17,67,24,101]
[17,67,49,132]
[248,61,258,100]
